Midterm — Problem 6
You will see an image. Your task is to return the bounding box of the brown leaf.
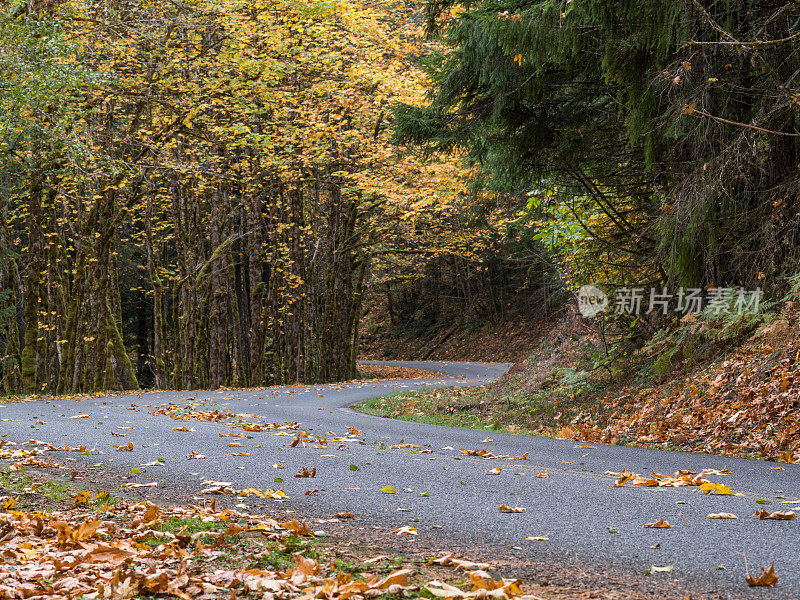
[614,470,633,486]
[753,509,796,520]
[432,552,491,571]
[498,504,525,513]
[280,519,311,535]
[746,561,779,587]
[294,466,316,478]
[291,552,321,576]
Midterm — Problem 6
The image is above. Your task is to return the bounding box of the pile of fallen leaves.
[606,467,730,489]
[355,364,444,380]
[556,310,800,462]
[150,404,300,432]
[0,497,526,600]
[0,439,104,473]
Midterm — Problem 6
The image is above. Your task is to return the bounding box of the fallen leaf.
[363,555,391,564]
[498,504,525,513]
[614,470,634,486]
[380,485,396,494]
[432,553,491,570]
[753,509,796,520]
[294,466,316,478]
[486,467,501,475]
[534,470,549,478]
[1,496,19,510]
[332,512,354,518]
[746,561,778,587]
[73,490,91,505]
[698,482,734,495]
[281,519,311,535]
[648,564,674,574]
[708,513,737,519]
[392,526,417,535]
[644,519,673,528]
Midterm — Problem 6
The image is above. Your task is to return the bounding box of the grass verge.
[355,388,547,438]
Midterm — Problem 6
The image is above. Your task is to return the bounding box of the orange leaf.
[644,519,673,528]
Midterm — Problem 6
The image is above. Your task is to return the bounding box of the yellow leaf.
[698,482,733,495]
[1,496,18,510]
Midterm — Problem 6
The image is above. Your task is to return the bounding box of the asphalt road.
[2,360,799,599]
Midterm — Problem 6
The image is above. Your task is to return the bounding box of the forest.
[0,0,483,392]
[2,0,799,393]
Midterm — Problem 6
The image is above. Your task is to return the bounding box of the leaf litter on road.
[753,508,796,520]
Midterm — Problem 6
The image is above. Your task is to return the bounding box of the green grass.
[140,516,231,547]
[354,387,551,438]
[0,466,73,508]
[253,535,321,571]
[0,464,128,512]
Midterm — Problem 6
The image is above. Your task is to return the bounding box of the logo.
[577,285,609,318]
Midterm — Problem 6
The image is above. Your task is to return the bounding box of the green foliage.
[397,0,800,295]
[0,12,99,159]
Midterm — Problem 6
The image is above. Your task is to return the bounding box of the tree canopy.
[0,0,479,393]
[395,0,800,292]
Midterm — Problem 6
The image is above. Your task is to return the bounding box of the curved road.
[1,361,799,599]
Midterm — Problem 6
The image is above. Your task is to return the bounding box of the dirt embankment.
[481,304,800,462]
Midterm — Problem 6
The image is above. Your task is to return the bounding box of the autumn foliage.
[0,0,470,392]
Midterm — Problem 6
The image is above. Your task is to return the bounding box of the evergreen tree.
[396,0,800,290]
